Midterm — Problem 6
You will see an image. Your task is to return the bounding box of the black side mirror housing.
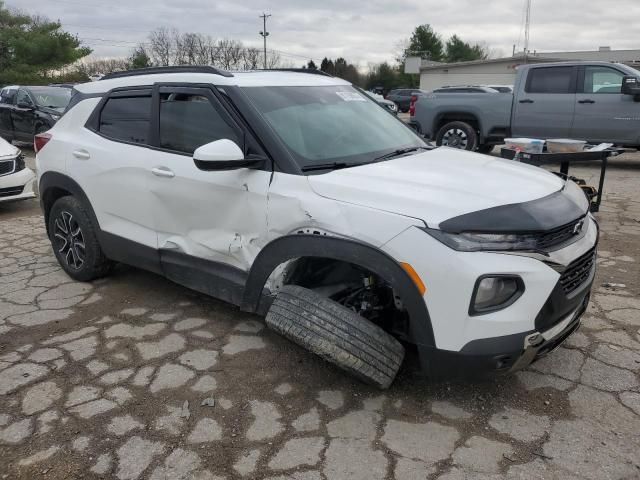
[17,102,34,110]
[621,75,640,97]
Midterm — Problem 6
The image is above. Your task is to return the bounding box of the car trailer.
[500,148,628,213]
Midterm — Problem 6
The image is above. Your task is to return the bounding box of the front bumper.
[381,215,598,377]
[416,281,590,377]
[0,167,36,203]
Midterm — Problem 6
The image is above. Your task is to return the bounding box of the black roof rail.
[100,66,233,80]
[261,68,333,77]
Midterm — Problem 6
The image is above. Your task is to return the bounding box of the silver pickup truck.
[410,61,640,152]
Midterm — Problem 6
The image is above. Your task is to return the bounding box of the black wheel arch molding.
[240,233,436,347]
[39,171,101,237]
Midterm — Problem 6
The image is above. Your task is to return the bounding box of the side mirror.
[621,75,640,96]
[193,139,264,171]
[17,101,34,110]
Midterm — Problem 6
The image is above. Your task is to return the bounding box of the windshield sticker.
[336,91,366,102]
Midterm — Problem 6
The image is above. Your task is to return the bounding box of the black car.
[0,86,72,142]
[385,89,426,112]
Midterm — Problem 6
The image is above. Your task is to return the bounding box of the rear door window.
[98,95,151,144]
[158,91,239,154]
[526,67,575,94]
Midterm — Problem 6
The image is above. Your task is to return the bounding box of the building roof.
[420,50,640,72]
[419,54,558,72]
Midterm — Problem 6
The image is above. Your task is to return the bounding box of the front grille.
[0,185,24,197]
[560,247,596,294]
[536,217,585,250]
[0,159,15,176]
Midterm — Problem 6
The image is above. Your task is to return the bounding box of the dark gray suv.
[386,89,425,112]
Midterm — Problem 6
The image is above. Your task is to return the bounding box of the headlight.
[470,275,524,315]
[422,228,538,252]
[50,114,61,121]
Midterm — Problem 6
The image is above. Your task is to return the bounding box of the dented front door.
[149,85,270,271]
[151,153,270,270]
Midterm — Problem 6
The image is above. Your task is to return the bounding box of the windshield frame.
[240,84,428,174]
[27,86,72,109]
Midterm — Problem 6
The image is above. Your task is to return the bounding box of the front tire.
[48,196,113,282]
[266,285,405,389]
[435,121,479,151]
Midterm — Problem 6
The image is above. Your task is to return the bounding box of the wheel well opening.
[437,114,480,132]
[42,186,72,234]
[271,257,412,342]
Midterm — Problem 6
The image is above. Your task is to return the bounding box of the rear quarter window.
[98,95,151,145]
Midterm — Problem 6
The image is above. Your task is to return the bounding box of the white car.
[0,136,36,203]
[36,67,597,388]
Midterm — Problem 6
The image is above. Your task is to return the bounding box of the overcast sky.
[13,0,640,68]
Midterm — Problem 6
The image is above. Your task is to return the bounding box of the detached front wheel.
[266,285,405,389]
[435,121,478,151]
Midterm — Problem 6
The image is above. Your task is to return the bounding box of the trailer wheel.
[435,121,478,151]
[265,285,405,389]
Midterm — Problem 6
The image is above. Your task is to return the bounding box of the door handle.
[578,99,595,104]
[151,166,175,178]
[72,149,90,160]
[519,99,534,104]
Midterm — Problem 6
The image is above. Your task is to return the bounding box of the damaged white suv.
[36,67,597,388]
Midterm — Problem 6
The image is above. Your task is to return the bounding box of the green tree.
[365,62,402,92]
[444,35,487,63]
[0,2,91,85]
[320,57,334,75]
[129,45,152,69]
[403,24,443,62]
[306,59,317,70]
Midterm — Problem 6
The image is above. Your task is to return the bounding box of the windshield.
[242,85,426,170]
[628,66,640,77]
[29,87,72,109]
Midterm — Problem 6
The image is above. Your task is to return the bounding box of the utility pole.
[523,0,531,63]
[259,13,271,69]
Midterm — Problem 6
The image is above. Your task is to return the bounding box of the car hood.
[0,136,19,160]
[39,106,65,116]
[307,147,565,227]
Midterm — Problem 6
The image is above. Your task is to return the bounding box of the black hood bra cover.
[439,185,589,234]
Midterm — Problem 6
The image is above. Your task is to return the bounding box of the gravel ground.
[0,148,639,479]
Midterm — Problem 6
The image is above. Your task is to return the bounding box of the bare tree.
[144,27,286,70]
[76,57,129,76]
[266,50,282,69]
[194,34,213,66]
[149,27,172,66]
[242,47,261,70]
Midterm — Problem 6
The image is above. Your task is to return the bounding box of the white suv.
[36,66,597,388]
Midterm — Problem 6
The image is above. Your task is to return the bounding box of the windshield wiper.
[301,162,351,172]
[373,146,429,161]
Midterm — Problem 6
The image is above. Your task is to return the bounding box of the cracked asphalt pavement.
[0,150,639,479]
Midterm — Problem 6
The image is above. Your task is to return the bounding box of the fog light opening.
[469,275,524,316]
